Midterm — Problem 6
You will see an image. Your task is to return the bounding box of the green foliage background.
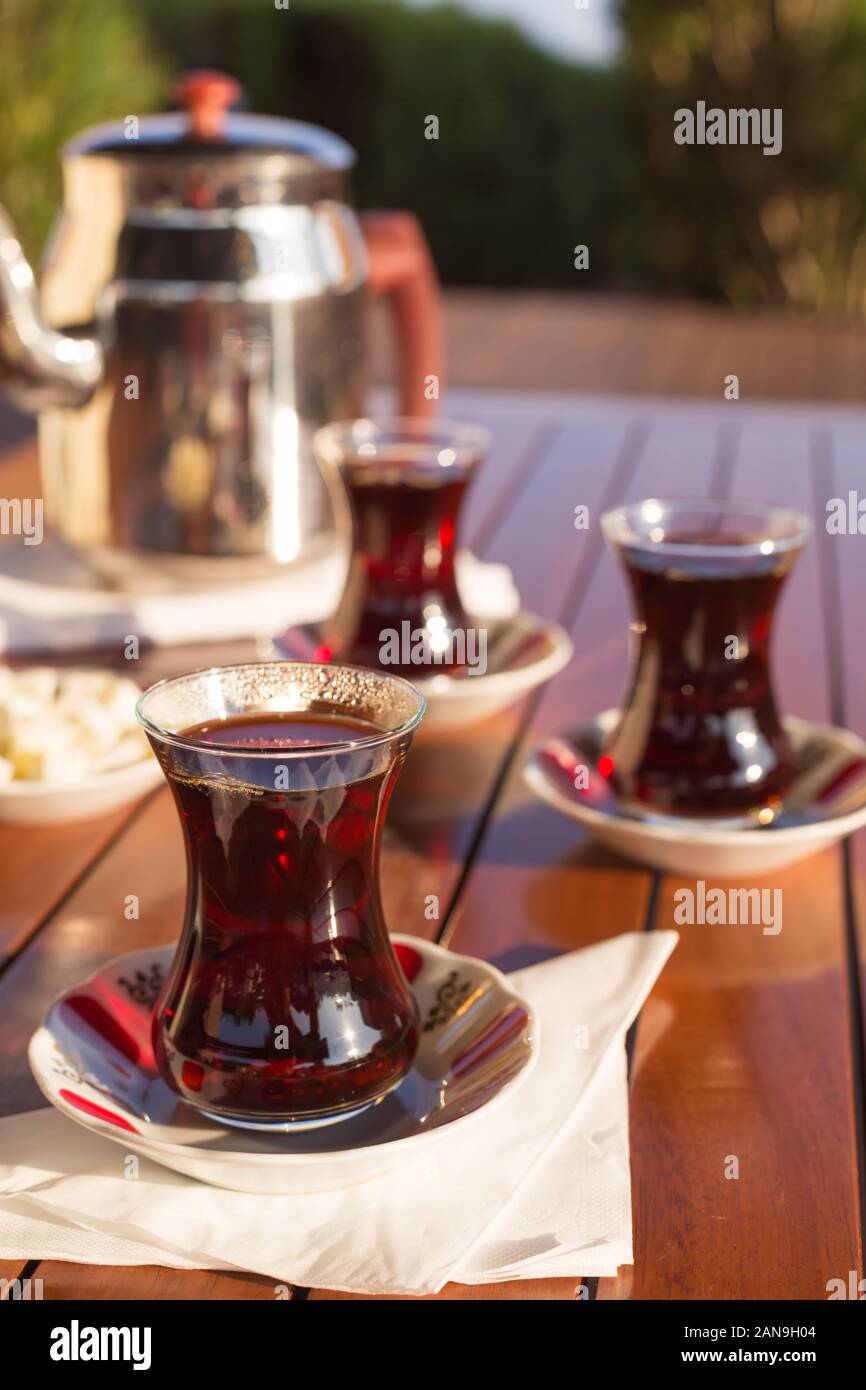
[619,0,866,312]
[142,0,639,289]
[1,0,864,311]
[0,0,167,258]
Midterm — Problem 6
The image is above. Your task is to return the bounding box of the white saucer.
[29,935,537,1195]
[272,611,573,733]
[525,710,866,876]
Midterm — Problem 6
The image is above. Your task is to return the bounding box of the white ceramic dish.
[29,935,537,1195]
[0,754,161,825]
[274,611,573,732]
[525,710,866,877]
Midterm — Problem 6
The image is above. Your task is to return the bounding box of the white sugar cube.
[0,756,13,785]
[59,696,122,753]
[57,670,115,704]
[0,685,44,756]
[10,730,90,781]
[91,730,149,772]
[11,667,58,702]
[102,675,143,729]
[2,691,43,723]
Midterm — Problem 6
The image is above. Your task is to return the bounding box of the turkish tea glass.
[310,416,490,677]
[137,661,426,1129]
[600,499,811,822]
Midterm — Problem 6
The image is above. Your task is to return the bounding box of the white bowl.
[0,754,162,825]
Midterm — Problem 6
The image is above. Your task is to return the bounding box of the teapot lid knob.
[175,70,242,140]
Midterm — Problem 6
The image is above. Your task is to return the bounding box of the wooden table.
[1,385,864,1301]
[372,290,866,404]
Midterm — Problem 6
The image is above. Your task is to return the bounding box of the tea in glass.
[137,662,426,1127]
[600,499,811,820]
[308,417,490,677]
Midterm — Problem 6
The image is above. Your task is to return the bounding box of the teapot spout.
[0,206,103,410]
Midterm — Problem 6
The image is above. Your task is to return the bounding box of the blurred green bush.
[142,0,639,288]
[0,0,167,259]
[620,0,866,311]
[2,0,865,312]
[0,0,638,289]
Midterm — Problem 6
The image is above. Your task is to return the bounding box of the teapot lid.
[63,71,354,207]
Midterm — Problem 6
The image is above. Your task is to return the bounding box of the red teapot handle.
[360,211,444,418]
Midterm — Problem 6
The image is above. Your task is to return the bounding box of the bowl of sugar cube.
[0,666,161,825]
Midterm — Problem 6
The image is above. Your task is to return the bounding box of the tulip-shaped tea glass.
[137,661,425,1128]
[600,499,811,822]
[306,417,490,677]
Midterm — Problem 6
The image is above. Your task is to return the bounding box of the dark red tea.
[187,714,372,748]
[320,460,473,676]
[604,536,798,817]
[152,710,419,1123]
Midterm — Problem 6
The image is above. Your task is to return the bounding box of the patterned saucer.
[525,711,866,877]
[268,612,573,733]
[29,936,537,1195]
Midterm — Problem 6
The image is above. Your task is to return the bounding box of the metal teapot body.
[0,74,441,588]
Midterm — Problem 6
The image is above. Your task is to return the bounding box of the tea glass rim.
[600,497,812,559]
[136,659,427,760]
[314,416,491,474]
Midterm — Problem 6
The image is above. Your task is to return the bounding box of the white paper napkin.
[0,543,519,654]
[0,931,676,1296]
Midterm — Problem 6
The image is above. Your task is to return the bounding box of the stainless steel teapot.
[0,71,443,588]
